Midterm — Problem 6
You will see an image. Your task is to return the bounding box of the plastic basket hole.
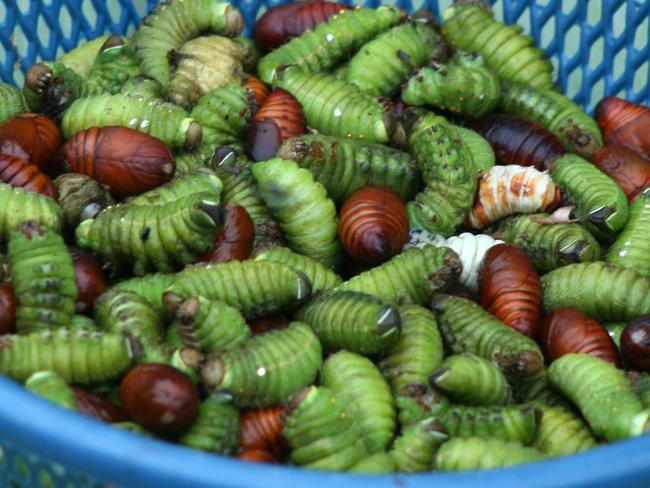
[564,24,580,59]
[613,48,626,82]
[515,7,531,35]
[540,16,555,50]
[536,0,551,6]
[81,2,99,28]
[36,16,50,51]
[633,61,649,95]
[590,78,605,108]
[634,16,649,51]
[410,0,427,12]
[491,0,505,23]
[106,1,122,25]
[0,2,6,24]
[15,0,30,16]
[566,66,582,99]
[586,1,602,28]
[58,4,74,39]
[561,0,577,16]
[612,2,626,38]
[589,36,604,70]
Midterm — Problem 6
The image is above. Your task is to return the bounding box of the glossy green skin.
[94,291,167,364]
[541,261,650,321]
[273,66,395,144]
[514,371,576,412]
[253,158,342,269]
[454,126,495,171]
[282,386,368,470]
[337,246,461,305]
[605,322,625,349]
[254,247,342,293]
[191,84,256,147]
[431,353,512,406]
[119,77,163,98]
[69,315,97,330]
[380,305,444,392]
[321,351,396,452]
[394,384,449,428]
[23,63,86,119]
[607,191,650,275]
[497,213,601,273]
[173,146,215,174]
[403,52,500,118]
[61,93,197,148]
[435,437,545,471]
[110,272,175,317]
[347,22,441,97]
[277,135,420,205]
[297,291,400,355]
[533,405,597,457]
[406,111,477,236]
[441,3,553,90]
[179,395,240,455]
[348,453,396,474]
[0,183,62,242]
[171,296,251,355]
[437,404,539,445]
[389,420,447,473]
[201,322,322,407]
[630,373,650,409]
[0,83,28,124]
[550,154,628,238]
[9,226,77,333]
[25,371,77,411]
[549,353,650,442]
[133,0,243,88]
[86,42,143,95]
[434,296,544,379]
[57,36,109,77]
[498,83,603,158]
[168,260,311,319]
[76,194,223,276]
[0,328,133,384]
[257,6,404,84]
[126,169,223,206]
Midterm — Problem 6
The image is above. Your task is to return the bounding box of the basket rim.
[1,375,650,488]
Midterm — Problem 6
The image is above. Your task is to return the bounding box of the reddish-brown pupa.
[470,114,565,170]
[339,185,409,265]
[0,281,16,335]
[540,307,621,366]
[596,96,650,159]
[60,127,175,198]
[200,202,255,263]
[621,316,650,371]
[253,1,349,52]
[68,246,108,315]
[478,244,542,339]
[0,113,62,173]
[238,406,286,463]
[247,314,290,336]
[72,386,129,424]
[244,75,270,106]
[591,144,650,203]
[0,154,58,199]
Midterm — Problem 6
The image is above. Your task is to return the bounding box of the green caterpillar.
[0,328,133,384]
[86,37,143,95]
[495,213,601,272]
[498,82,603,158]
[273,66,400,144]
[394,383,449,428]
[276,134,421,204]
[402,52,501,118]
[167,260,311,318]
[436,404,540,445]
[348,453,397,474]
[282,386,368,470]
[125,168,223,206]
[629,373,650,409]
[550,154,628,238]
[430,354,512,406]
[54,173,115,229]
[119,76,163,99]
[69,315,97,331]
[94,291,167,364]
[133,0,243,88]
[433,295,544,379]
[297,291,400,355]
[23,62,86,120]
[254,247,342,293]
[435,437,545,471]
[9,222,77,333]
[549,353,650,442]
[61,93,202,149]
[76,194,224,276]
[173,146,214,174]
[321,351,396,453]
[57,35,110,77]
[605,322,626,349]
[454,125,496,171]
[336,246,462,306]
[25,371,77,411]
[252,158,342,269]
[440,2,554,90]
[380,305,444,392]
[541,261,650,322]
[0,82,28,124]
[515,371,575,412]
[257,6,405,84]
[607,190,650,275]
[166,295,251,355]
[179,394,241,455]
[389,419,448,473]
[346,19,442,97]
[405,110,477,236]
[533,405,597,457]
[0,183,62,242]
[110,272,175,317]
[201,322,322,407]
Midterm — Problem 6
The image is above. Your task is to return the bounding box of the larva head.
[54,173,114,228]
[162,291,185,316]
[514,350,544,377]
[184,121,203,150]
[99,35,126,52]
[222,4,245,37]
[24,62,53,94]
[212,145,239,170]
[283,386,315,418]
[196,199,226,228]
[16,219,44,239]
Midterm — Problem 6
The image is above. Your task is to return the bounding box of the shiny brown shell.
[238,406,286,463]
[478,244,542,339]
[338,184,409,265]
[244,75,270,106]
[0,154,58,199]
[540,307,621,366]
[60,127,175,198]
[247,314,290,336]
[0,281,16,335]
[200,202,255,263]
[596,96,650,159]
[591,144,650,203]
[0,113,62,172]
[68,246,108,315]
[72,387,129,424]
[621,316,650,371]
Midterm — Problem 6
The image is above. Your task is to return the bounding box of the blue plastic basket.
[1,1,650,487]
